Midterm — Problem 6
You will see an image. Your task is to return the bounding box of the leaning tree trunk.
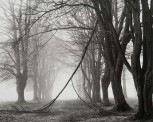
[105,12,131,111]
[111,51,131,111]
[104,32,131,111]
[16,74,27,103]
[111,69,131,111]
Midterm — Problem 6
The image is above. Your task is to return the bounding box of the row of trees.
[0,0,59,103]
[0,0,152,120]
[60,0,130,109]
[37,0,152,119]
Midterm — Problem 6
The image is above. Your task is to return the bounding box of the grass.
[0,98,152,122]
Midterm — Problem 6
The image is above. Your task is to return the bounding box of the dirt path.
[0,99,151,122]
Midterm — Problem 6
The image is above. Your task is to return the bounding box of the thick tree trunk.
[135,82,145,118]
[144,79,153,117]
[111,70,131,111]
[132,72,153,119]
[101,63,111,106]
[93,44,102,103]
[81,62,92,100]
[93,79,101,102]
[91,0,132,112]
[16,74,27,103]
[141,0,153,118]
[92,72,101,102]
[131,0,153,120]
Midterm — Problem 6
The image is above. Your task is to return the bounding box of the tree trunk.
[92,44,102,103]
[110,69,131,111]
[87,80,92,99]
[101,63,111,106]
[32,53,38,101]
[37,79,42,100]
[144,74,153,117]
[16,74,27,103]
[132,72,145,119]
[92,65,101,102]
[42,80,46,100]
[141,0,153,118]
[93,79,101,102]
[122,66,127,98]
[33,78,38,101]
[131,0,153,120]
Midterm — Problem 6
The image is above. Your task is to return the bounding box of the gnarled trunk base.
[113,103,132,112]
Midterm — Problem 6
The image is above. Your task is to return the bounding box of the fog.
[0,68,137,102]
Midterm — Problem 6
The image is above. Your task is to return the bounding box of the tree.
[0,0,35,103]
[129,0,153,119]
[90,0,132,111]
[66,6,103,102]
[36,0,131,111]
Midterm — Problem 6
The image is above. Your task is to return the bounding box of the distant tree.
[0,0,34,103]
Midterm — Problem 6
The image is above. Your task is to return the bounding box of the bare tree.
[0,0,34,103]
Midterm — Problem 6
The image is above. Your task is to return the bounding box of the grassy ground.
[0,99,152,122]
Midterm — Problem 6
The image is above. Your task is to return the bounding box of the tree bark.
[92,45,102,103]
[93,78,101,102]
[16,74,27,103]
[131,0,153,119]
[111,70,131,111]
[101,62,111,106]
